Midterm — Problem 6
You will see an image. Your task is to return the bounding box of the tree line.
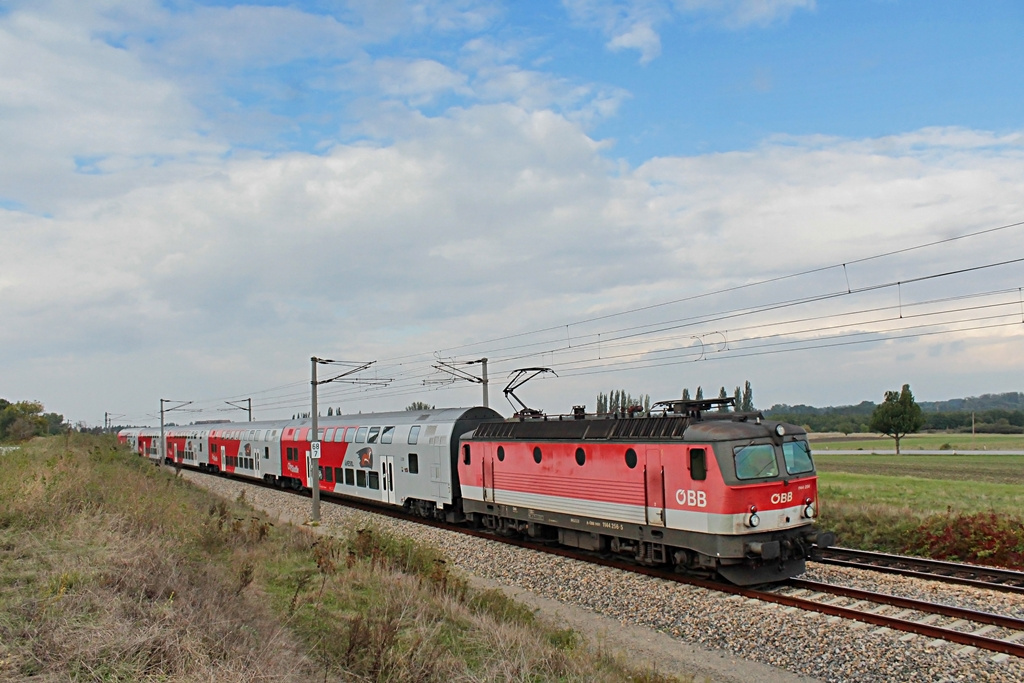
[766,393,1024,435]
[0,399,67,442]
[595,381,755,415]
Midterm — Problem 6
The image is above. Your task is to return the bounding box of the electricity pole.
[311,357,321,523]
[225,399,253,421]
[430,358,489,407]
[159,399,192,467]
[308,358,389,523]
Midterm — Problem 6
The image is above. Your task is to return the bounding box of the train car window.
[533,447,542,464]
[625,448,637,469]
[733,444,779,480]
[689,449,707,480]
[408,453,419,474]
[264,447,269,459]
[324,466,333,483]
[334,467,342,483]
[345,468,355,485]
[407,426,420,445]
[317,428,326,441]
[367,427,380,443]
[381,426,394,444]
[356,470,367,488]
[255,430,262,441]
[463,444,471,465]
[575,448,586,466]
[325,428,335,441]
[333,428,345,442]
[368,471,380,490]
[497,446,505,461]
[343,428,355,443]
[783,441,815,475]
[355,427,368,443]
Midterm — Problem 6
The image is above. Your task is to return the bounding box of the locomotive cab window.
[689,448,707,481]
[783,441,815,475]
[733,444,779,480]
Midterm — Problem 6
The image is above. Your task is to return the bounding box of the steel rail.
[816,547,1024,596]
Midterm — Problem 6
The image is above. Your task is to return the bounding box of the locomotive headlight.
[775,424,786,437]
[803,500,816,518]
[747,505,760,528]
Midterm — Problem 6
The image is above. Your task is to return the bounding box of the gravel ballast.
[182,471,1024,682]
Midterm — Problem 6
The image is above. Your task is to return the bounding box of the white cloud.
[4,108,1024,421]
[673,0,816,28]
[563,0,816,62]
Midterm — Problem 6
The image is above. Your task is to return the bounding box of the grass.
[810,432,1024,451]
[814,453,1024,486]
[813,452,1024,569]
[0,434,688,682]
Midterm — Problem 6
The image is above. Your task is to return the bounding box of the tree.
[869,384,924,455]
[681,388,691,401]
[695,386,703,401]
[0,400,61,442]
[717,387,729,411]
[741,381,754,412]
[406,401,434,411]
[733,386,741,409]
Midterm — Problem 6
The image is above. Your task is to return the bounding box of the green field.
[814,453,1024,487]
[809,432,1024,452]
[812,451,1024,567]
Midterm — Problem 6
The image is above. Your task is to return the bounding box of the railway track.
[815,546,1024,595]
[189,468,1024,661]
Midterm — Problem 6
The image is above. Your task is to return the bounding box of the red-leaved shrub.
[905,510,1024,570]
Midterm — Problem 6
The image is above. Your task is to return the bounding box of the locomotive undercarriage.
[463,500,826,585]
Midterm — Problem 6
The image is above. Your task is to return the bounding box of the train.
[119,397,833,585]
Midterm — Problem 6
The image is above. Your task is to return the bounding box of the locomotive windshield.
[733,443,779,480]
[783,440,815,475]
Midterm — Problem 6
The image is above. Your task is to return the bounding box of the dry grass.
[0,434,689,682]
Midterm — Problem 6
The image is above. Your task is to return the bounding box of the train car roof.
[130,407,503,435]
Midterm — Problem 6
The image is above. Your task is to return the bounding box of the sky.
[2,0,1023,426]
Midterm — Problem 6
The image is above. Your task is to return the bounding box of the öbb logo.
[675,489,707,508]
[771,491,794,505]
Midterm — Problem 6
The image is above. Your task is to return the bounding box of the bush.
[904,510,1024,569]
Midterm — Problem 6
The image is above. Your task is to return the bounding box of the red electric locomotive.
[458,397,833,585]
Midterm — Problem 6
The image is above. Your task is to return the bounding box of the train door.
[480,445,495,502]
[382,455,396,504]
[645,448,666,527]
